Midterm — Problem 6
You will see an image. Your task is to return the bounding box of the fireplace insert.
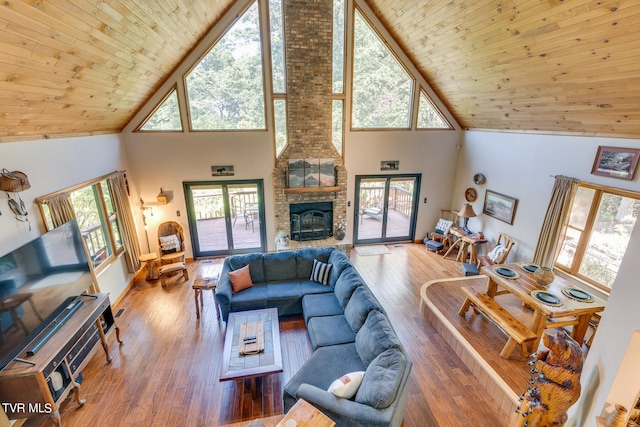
[290,202,333,241]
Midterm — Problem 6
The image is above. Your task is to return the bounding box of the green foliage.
[352,10,412,128]
[269,0,285,94]
[141,90,182,131]
[417,92,450,128]
[186,2,265,130]
[332,0,345,94]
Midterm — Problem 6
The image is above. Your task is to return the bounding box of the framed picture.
[211,165,234,176]
[483,190,518,225]
[380,160,399,171]
[288,159,305,188]
[591,146,640,180]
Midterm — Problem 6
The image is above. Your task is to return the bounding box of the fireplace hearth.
[290,202,333,241]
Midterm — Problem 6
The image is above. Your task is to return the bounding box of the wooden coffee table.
[220,308,282,399]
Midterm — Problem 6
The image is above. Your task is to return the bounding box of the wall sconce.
[0,169,31,230]
[157,188,168,205]
[140,198,155,229]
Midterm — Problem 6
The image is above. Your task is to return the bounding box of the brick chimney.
[272,0,347,238]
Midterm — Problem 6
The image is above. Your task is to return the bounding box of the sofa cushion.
[283,343,366,410]
[328,370,365,399]
[298,280,334,297]
[302,293,343,324]
[228,265,253,294]
[334,267,364,308]
[229,253,265,283]
[263,251,297,282]
[355,310,402,366]
[296,247,333,279]
[344,287,379,332]
[327,250,352,287]
[355,349,406,409]
[310,259,333,285]
[229,284,268,312]
[266,281,301,300]
[307,315,357,350]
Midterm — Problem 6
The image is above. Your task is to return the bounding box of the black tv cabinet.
[0,293,122,426]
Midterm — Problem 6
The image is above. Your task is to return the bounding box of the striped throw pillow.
[310,259,333,286]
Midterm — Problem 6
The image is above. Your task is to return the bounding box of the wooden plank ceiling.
[1,0,639,142]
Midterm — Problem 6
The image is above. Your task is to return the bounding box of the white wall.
[459,130,640,427]
[346,129,462,240]
[122,128,463,256]
[0,135,134,302]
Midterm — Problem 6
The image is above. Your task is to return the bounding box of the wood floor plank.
[22,244,526,427]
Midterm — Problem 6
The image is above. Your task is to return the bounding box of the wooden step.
[458,285,537,358]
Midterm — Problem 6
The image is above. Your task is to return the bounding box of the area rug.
[355,245,391,256]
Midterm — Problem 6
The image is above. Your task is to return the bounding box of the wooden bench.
[458,285,537,358]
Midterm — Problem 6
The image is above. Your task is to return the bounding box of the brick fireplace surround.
[272,0,348,244]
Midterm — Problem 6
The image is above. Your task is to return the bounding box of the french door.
[354,174,421,245]
[184,180,266,258]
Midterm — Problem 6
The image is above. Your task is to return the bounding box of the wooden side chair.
[476,232,514,268]
[430,209,459,252]
[157,221,186,264]
[157,221,189,288]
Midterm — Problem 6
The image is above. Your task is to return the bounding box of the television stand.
[0,293,122,427]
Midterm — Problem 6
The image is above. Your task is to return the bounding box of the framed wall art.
[483,190,518,225]
[591,146,640,181]
[211,165,234,176]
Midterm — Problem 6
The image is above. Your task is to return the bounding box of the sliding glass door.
[354,174,421,244]
[184,180,266,258]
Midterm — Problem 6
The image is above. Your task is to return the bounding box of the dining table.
[480,262,606,352]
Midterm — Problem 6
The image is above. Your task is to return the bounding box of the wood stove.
[290,202,333,241]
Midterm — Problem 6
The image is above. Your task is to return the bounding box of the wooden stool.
[192,261,222,320]
[139,252,160,280]
[159,262,189,288]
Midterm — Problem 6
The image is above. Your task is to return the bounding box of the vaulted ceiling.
[1,0,639,142]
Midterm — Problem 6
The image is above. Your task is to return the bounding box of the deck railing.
[193,191,258,220]
[359,186,412,218]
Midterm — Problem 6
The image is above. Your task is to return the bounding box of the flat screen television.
[0,219,94,371]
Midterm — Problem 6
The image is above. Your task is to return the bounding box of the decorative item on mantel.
[334,216,346,241]
[534,266,555,286]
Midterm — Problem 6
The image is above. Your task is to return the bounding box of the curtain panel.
[109,171,142,273]
[533,175,581,268]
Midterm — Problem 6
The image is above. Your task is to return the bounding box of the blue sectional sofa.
[216,248,412,427]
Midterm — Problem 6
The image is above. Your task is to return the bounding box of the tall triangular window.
[185,2,265,130]
[138,89,182,131]
[352,9,413,129]
[417,90,451,129]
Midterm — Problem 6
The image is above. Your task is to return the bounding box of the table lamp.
[458,203,476,234]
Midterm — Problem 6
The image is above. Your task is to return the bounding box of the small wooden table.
[139,252,159,280]
[277,399,335,427]
[443,226,487,264]
[192,261,222,320]
[220,308,282,400]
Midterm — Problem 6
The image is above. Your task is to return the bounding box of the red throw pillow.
[229,265,253,294]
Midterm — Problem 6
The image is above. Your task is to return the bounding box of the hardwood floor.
[27,243,520,427]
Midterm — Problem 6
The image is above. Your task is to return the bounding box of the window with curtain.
[556,184,640,290]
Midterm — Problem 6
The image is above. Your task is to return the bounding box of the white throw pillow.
[434,218,453,235]
[488,244,507,263]
[327,371,365,399]
[159,234,181,253]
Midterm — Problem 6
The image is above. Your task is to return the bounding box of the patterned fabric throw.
[310,259,333,285]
